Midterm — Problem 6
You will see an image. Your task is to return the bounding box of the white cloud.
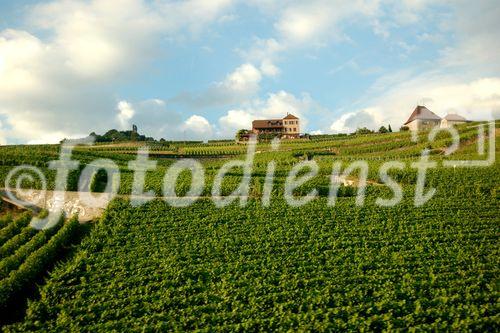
[28,0,167,80]
[260,59,280,77]
[0,26,121,143]
[116,101,135,130]
[221,63,262,93]
[237,37,285,63]
[0,120,6,145]
[439,0,500,71]
[178,0,386,113]
[161,0,235,33]
[330,108,382,133]
[371,19,390,39]
[118,99,181,139]
[0,0,235,144]
[234,0,383,92]
[417,32,443,43]
[388,0,437,25]
[275,0,379,44]
[2,0,499,144]
[275,6,326,43]
[172,62,271,109]
[330,75,500,133]
[218,110,255,131]
[109,99,215,141]
[0,30,48,99]
[182,115,213,140]
[27,132,85,145]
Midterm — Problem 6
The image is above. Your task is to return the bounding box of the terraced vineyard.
[0,213,83,321]
[4,197,496,331]
[0,122,498,331]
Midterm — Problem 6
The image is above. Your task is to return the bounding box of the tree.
[388,124,393,132]
[236,129,250,141]
[378,126,389,133]
[355,127,374,135]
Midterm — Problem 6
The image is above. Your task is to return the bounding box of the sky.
[0,0,499,144]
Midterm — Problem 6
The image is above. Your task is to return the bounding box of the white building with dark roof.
[440,114,468,128]
[403,106,442,131]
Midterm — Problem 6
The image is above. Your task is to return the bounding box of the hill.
[0,121,499,331]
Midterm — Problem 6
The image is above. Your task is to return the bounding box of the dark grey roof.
[404,106,441,125]
[443,114,466,121]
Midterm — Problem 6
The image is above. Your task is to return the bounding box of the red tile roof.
[252,119,283,129]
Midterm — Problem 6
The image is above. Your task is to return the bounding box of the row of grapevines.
[7,195,497,331]
[0,216,82,315]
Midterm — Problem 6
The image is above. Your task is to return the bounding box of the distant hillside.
[62,127,207,145]
[88,128,155,143]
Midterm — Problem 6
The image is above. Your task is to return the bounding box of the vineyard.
[0,213,83,323]
[0,122,498,330]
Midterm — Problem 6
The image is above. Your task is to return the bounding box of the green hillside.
[0,122,499,331]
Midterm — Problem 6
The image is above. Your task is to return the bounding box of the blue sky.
[0,0,499,144]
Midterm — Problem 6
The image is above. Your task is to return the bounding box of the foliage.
[378,126,389,133]
[0,213,32,246]
[0,121,498,330]
[0,213,13,229]
[0,216,81,314]
[355,127,374,135]
[0,221,38,260]
[257,133,281,141]
[235,129,251,141]
[62,128,156,144]
[5,196,498,331]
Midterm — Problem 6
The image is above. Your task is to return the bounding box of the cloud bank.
[0,0,499,143]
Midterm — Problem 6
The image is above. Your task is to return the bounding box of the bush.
[378,126,389,133]
[355,127,374,135]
